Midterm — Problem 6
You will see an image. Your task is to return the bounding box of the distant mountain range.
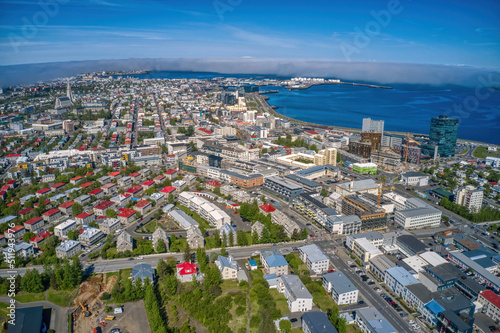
[0,58,498,87]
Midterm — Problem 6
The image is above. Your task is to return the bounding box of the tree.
[156,239,167,253]
[183,243,192,263]
[72,203,83,217]
[168,194,175,204]
[21,269,44,293]
[321,188,329,197]
[164,274,178,295]
[22,231,36,242]
[279,319,291,332]
[196,248,208,273]
[105,209,117,218]
[67,229,78,240]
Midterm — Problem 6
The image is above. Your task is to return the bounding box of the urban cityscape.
[0,1,500,333]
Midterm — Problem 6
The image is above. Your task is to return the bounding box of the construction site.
[70,274,118,333]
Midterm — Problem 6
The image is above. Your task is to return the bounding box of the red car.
[234,211,238,214]
[310,234,314,238]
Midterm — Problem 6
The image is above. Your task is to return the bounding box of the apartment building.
[323,271,358,305]
[278,275,313,312]
[299,244,330,275]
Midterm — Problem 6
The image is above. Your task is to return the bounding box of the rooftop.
[280,274,313,301]
[356,307,396,333]
[301,312,338,333]
[323,271,357,294]
[299,244,328,263]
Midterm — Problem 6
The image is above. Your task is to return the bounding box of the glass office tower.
[429,115,459,157]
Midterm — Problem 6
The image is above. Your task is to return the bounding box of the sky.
[0,0,499,68]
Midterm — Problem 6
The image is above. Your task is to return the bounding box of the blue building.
[428,115,459,158]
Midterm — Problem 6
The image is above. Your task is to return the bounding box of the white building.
[215,255,239,280]
[323,272,358,305]
[298,244,329,275]
[401,172,429,187]
[78,227,105,247]
[454,185,483,213]
[384,267,419,298]
[278,275,313,312]
[394,207,441,229]
[56,240,81,258]
[355,307,396,333]
[54,219,77,238]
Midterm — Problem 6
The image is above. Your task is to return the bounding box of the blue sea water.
[130,71,500,145]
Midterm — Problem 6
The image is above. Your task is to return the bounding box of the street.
[315,239,421,333]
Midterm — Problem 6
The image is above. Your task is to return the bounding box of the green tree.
[156,239,167,253]
[168,194,175,204]
[21,269,44,293]
[67,230,78,240]
[321,188,329,197]
[22,231,36,242]
[279,319,291,332]
[105,209,117,218]
[72,203,83,217]
[183,243,192,263]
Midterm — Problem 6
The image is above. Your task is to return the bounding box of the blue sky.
[0,0,499,67]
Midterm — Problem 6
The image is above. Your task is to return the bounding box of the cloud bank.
[1,58,499,87]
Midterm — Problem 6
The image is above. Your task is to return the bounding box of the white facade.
[278,275,313,312]
[54,219,77,238]
[394,207,441,229]
[298,244,330,275]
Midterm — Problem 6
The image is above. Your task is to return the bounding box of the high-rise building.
[429,115,459,157]
[63,120,75,133]
[454,185,483,213]
[362,118,384,134]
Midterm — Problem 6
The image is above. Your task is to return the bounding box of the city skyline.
[0,0,499,69]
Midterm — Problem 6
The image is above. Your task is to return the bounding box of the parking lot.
[104,301,150,333]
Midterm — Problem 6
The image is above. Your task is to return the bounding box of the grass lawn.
[290,328,303,333]
[47,289,76,307]
[220,280,240,291]
[270,289,289,315]
[120,268,132,282]
[346,323,362,333]
[14,292,45,303]
[473,146,500,159]
[312,291,337,312]
[142,221,160,233]
[0,302,9,319]
[249,269,263,281]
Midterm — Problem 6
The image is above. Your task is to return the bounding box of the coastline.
[253,94,494,146]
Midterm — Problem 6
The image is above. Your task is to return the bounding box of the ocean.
[129,71,500,145]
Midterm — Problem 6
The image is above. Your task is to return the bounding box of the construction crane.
[377,183,395,208]
[79,302,91,317]
[404,133,421,167]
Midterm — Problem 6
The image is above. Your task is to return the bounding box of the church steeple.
[66,82,73,102]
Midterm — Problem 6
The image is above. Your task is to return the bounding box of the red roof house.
[29,231,53,247]
[50,182,66,191]
[259,204,276,213]
[42,208,62,222]
[176,262,198,282]
[79,182,93,189]
[479,290,500,310]
[161,186,176,194]
[126,185,143,196]
[36,188,51,197]
[118,208,137,224]
[134,200,152,214]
